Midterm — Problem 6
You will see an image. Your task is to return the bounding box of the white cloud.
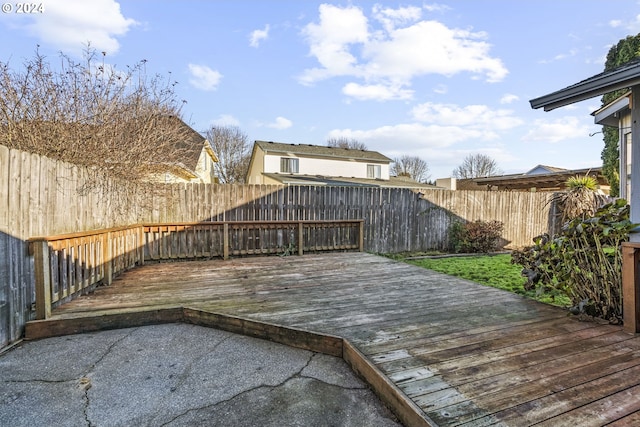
[299,4,368,83]
[342,82,413,101]
[188,64,222,91]
[433,84,448,94]
[363,21,507,83]
[521,117,590,143]
[328,123,510,179]
[500,94,519,104]
[327,100,524,177]
[211,114,240,127]
[267,116,293,129]
[605,14,640,33]
[539,47,587,65]
[372,4,422,32]
[423,3,451,13]
[609,19,623,28]
[328,113,521,178]
[16,0,137,54]
[249,24,270,48]
[328,122,504,161]
[328,123,479,149]
[411,102,523,131]
[299,4,507,101]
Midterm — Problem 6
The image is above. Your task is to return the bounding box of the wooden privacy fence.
[29,220,364,319]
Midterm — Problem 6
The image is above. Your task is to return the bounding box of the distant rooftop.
[254,140,392,163]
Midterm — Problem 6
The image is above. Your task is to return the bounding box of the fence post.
[223,223,229,260]
[32,240,52,320]
[358,221,364,252]
[298,222,304,256]
[622,242,640,333]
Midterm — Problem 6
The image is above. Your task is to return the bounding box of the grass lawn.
[403,254,572,307]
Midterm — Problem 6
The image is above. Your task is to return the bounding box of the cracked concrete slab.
[0,323,403,427]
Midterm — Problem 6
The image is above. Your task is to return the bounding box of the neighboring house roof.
[530,58,640,111]
[467,167,607,191]
[525,165,567,175]
[164,116,218,172]
[262,173,436,189]
[254,140,392,163]
[147,116,218,181]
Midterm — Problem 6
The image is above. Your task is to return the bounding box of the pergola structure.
[470,166,607,192]
[530,58,640,333]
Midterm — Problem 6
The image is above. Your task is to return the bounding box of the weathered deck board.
[29,252,640,427]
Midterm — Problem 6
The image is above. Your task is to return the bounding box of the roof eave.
[593,94,630,127]
[530,68,640,111]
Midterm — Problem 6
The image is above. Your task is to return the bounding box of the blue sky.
[1,0,639,179]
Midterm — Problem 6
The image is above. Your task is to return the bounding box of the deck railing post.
[223,223,229,260]
[138,225,145,265]
[105,230,113,285]
[298,222,304,256]
[622,242,640,333]
[32,240,52,320]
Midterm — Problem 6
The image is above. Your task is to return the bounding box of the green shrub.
[448,221,466,253]
[448,220,504,253]
[511,199,636,324]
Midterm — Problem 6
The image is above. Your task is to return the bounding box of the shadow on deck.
[25,252,640,427]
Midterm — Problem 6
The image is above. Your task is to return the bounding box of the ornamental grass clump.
[511,199,636,324]
[556,174,600,223]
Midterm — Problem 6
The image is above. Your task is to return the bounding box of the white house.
[246,141,427,187]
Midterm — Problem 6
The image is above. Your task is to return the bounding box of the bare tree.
[391,155,431,183]
[204,125,251,183]
[0,47,192,203]
[452,153,502,179]
[327,137,367,150]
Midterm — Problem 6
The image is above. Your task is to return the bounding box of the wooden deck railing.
[29,226,145,319]
[29,220,364,319]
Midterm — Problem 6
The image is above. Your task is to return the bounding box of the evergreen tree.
[601,35,640,196]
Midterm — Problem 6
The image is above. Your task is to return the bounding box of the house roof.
[525,165,567,175]
[469,166,606,190]
[530,58,640,111]
[262,173,436,189]
[164,116,217,171]
[254,140,392,163]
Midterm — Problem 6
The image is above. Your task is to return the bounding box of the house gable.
[148,117,218,184]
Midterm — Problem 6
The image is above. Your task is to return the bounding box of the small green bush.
[448,220,504,253]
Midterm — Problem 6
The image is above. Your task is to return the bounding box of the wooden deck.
[25,252,640,426]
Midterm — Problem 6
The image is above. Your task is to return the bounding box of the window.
[367,164,381,179]
[280,157,299,174]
